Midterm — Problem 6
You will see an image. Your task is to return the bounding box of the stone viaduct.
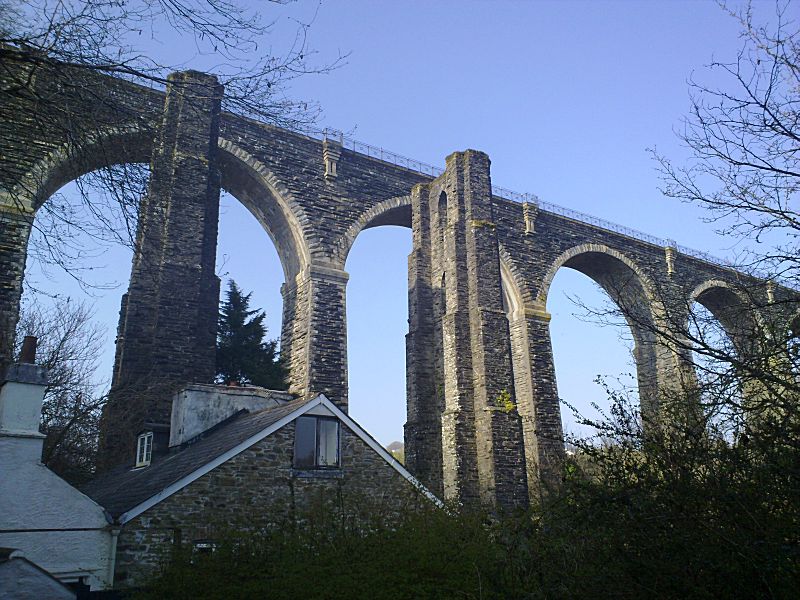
[1,64,791,510]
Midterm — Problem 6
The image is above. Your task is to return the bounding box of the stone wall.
[114,420,429,587]
[0,63,789,509]
[99,71,225,470]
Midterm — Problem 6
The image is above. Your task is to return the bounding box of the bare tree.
[1,0,344,287]
[15,297,107,484]
[651,0,799,282]
[553,2,800,438]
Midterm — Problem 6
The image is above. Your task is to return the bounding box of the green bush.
[139,393,799,599]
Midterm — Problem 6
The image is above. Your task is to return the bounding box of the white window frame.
[136,431,153,467]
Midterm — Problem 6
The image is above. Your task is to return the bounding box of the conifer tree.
[216,280,287,390]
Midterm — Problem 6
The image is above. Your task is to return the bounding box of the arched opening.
[19,155,151,393]
[216,190,285,370]
[345,223,412,449]
[16,162,148,483]
[538,246,658,440]
[547,269,639,438]
[689,282,763,438]
[687,299,742,438]
[8,132,306,452]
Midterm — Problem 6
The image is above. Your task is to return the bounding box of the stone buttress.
[99,71,223,469]
[407,150,529,510]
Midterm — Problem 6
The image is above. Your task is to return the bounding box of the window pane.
[317,419,339,467]
[294,417,316,468]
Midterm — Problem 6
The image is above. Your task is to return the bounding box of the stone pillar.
[458,151,528,510]
[406,183,444,496]
[280,277,311,399]
[630,325,661,423]
[282,264,349,408]
[0,207,32,375]
[518,307,565,494]
[305,264,349,408]
[410,150,529,510]
[404,150,531,509]
[654,301,706,432]
[100,71,223,470]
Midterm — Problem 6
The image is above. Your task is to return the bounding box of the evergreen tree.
[216,281,287,390]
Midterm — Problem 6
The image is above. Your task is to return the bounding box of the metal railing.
[312,127,741,274]
[316,128,444,177]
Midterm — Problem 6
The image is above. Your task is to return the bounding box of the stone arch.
[217,139,310,281]
[686,279,775,428]
[0,124,155,372]
[788,306,800,334]
[537,242,664,420]
[336,195,412,265]
[8,131,311,287]
[779,308,800,350]
[499,244,533,316]
[537,242,657,307]
[9,124,154,214]
[6,132,310,286]
[689,279,764,354]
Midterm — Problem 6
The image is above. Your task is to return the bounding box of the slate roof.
[81,397,311,519]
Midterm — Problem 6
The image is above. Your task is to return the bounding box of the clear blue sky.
[24,0,775,445]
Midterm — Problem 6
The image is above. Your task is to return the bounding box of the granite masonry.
[1,57,790,508]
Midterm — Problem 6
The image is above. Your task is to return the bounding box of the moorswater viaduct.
[1,63,792,510]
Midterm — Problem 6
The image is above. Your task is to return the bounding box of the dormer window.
[136,431,153,467]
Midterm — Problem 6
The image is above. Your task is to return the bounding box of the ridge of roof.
[82,397,311,519]
[83,394,442,523]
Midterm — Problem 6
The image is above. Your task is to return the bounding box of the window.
[193,539,217,556]
[293,416,340,468]
[136,431,153,467]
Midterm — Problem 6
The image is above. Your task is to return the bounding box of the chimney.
[0,337,49,462]
[169,383,293,447]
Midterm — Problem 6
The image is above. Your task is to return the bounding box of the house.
[0,549,78,600]
[1,350,439,591]
[82,386,439,587]
[0,354,114,594]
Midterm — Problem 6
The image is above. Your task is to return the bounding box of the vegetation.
[139,417,798,599]
[14,298,106,484]
[215,280,287,390]
[386,441,405,464]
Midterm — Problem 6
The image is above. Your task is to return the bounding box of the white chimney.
[0,337,49,463]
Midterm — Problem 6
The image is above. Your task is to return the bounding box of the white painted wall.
[169,383,293,446]
[0,373,114,591]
